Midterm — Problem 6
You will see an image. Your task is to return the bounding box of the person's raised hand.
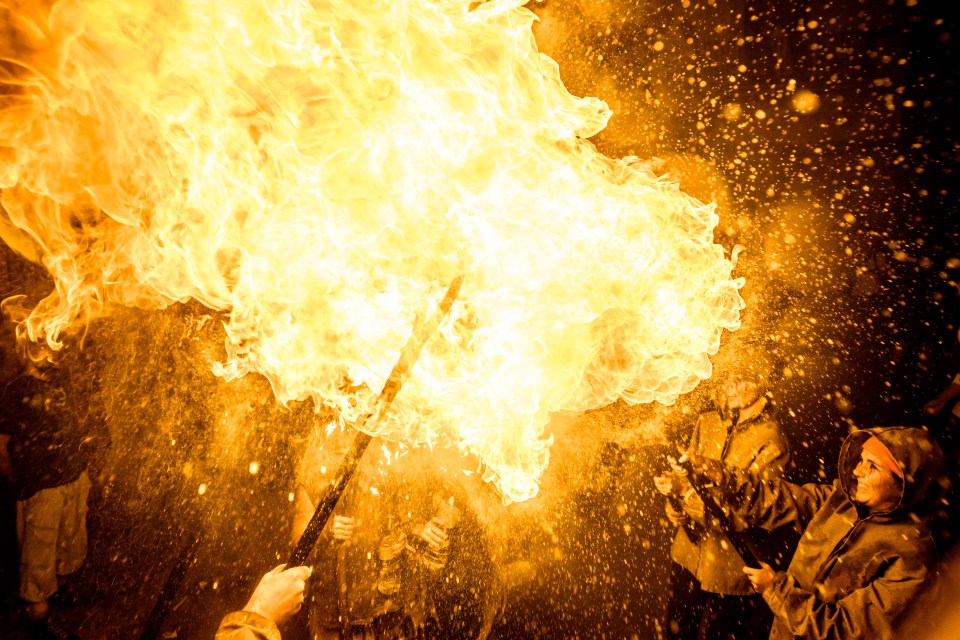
[664,501,689,527]
[653,471,690,497]
[671,453,724,486]
[924,397,947,415]
[742,562,776,594]
[244,564,312,624]
[418,517,450,552]
[331,515,355,542]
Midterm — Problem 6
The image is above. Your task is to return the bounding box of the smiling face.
[722,376,761,411]
[853,449,902,513]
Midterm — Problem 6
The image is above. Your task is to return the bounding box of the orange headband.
[862,436,904,479]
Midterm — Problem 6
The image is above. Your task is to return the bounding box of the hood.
[838,427,945,518]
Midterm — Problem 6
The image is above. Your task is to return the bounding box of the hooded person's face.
[853,449,902,513]
[722,376,761,411]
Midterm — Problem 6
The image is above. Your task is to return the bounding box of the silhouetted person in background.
[0,342,92,640]
[925,371,960,427]
[292,426,408,640]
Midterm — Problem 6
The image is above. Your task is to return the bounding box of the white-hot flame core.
[0,0,743,501]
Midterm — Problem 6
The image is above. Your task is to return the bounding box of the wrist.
[765,570,787,593]
[220,610,279,634]
[243,597,273,623]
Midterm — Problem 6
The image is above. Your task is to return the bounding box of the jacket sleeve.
[762,548,936,639]
[685,429,791,531]
[214,611,281,640]
[751,438,790,480]
[680,419,707,525]
[681,488,707,525]
[713,466,836,532]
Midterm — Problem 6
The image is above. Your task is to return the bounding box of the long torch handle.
[289,432,372,567]
[287,275,465,567]
[679,461,763,569]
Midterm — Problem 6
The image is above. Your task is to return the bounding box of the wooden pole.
[287,275,464,567]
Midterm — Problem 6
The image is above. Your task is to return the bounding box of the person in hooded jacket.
[654,363,791,640]
[663,426,945,640]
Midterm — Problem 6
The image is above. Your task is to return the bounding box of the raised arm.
[684,455,835,532]
[216,564,312,640]
[692,432,793,529]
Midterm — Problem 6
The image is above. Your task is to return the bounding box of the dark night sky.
[532,0,959,440]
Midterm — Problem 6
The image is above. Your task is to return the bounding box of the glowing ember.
[0,0,742,501]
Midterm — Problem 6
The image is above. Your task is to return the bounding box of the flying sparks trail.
[0,0,743,502]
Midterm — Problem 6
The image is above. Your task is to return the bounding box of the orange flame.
[0,0,743,502]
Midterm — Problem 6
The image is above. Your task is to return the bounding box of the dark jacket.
[710,426,944,639]
[672,397,790,595]
[0,370,89,500]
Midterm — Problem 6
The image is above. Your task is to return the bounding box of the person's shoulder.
[767,419,790,448]
[744,413,787,443]
[883,518,938,549]
[695,409,723,429]
[873,521,940,573]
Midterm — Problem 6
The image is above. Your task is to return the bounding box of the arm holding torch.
[287,275,464,568]
[215,565,312,640]
[653,470,697,531]
[665,453,764,569]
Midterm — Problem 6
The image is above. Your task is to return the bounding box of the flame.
[0,0,743,502]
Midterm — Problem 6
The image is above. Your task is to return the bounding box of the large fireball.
[0,0,742,501]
